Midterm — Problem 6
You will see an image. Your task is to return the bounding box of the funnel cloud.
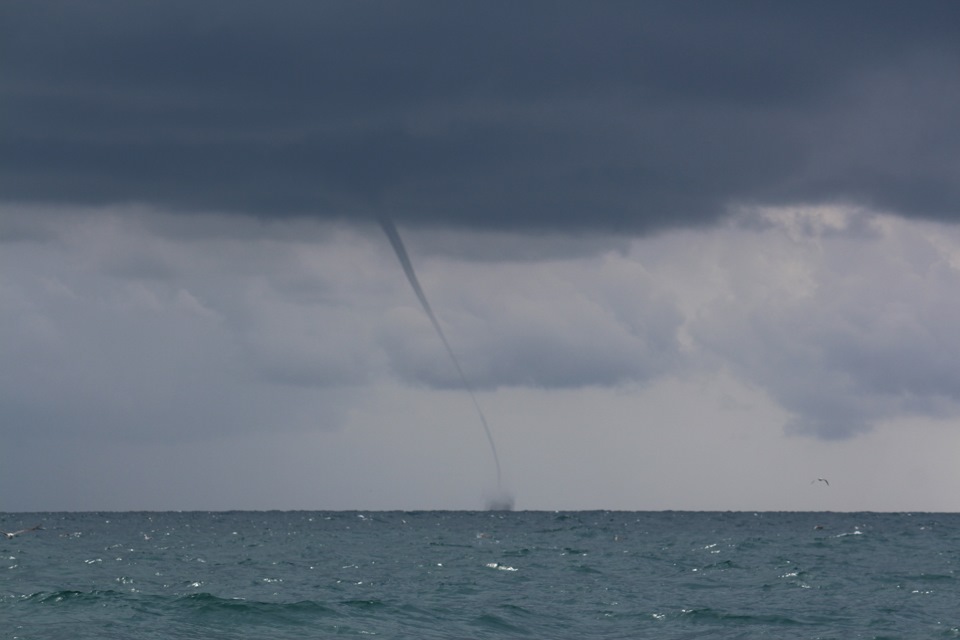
[379,218,511,509]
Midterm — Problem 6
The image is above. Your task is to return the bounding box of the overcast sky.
[4,2,960,511]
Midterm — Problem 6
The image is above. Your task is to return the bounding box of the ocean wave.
[5,511,960,639]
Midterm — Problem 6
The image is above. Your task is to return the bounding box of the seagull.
[811,477,830,486]
[2,524,43,539]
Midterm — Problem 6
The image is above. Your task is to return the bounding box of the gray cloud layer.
[4,1,960,232]
[688,209,960,439]
[9,205,960,511]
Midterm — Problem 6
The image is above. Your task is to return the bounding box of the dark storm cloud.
[3,1,959,232]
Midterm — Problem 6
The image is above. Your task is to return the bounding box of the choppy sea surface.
[3,511,959,639]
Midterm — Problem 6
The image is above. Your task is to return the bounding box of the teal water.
[2,511,959,638]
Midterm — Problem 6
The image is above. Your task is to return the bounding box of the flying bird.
[2,524,43,539]
[811,477,830,486]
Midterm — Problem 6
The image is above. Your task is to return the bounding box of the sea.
[2,511,959,639]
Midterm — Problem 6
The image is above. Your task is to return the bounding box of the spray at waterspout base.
[484,491,515,511]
